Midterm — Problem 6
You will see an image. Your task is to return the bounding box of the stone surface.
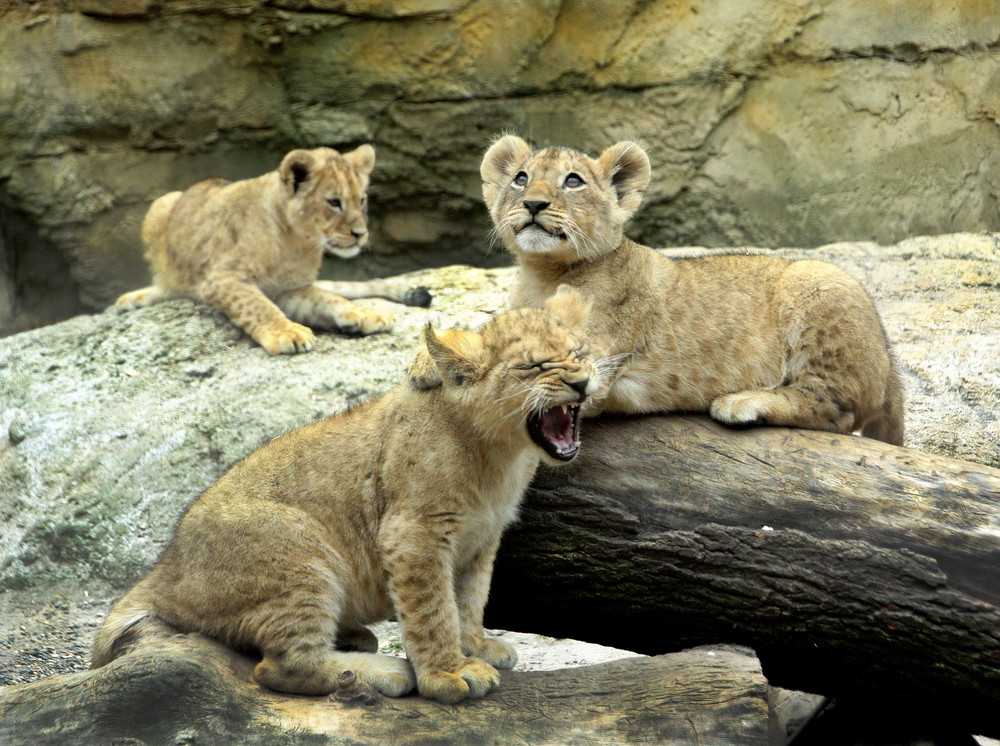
[2,1,999,332]
[0,233,995,741]
[0,233,997,599]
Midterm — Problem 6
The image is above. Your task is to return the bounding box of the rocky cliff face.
[2,1,999,334]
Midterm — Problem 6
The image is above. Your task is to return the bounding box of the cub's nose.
[568,379,590,399]
[351,229,366,239]
[523,200,550,216]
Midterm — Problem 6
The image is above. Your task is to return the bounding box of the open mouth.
[527,400,582,461]
[518,220,567,240]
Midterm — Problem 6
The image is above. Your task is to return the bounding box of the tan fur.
[92,290,600,704]
[481,136,904,445]
[116,146,430,355]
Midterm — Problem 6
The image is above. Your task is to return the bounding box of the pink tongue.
[541,407,574,449]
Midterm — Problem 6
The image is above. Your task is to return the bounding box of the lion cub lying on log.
[92,288,598,704]
[482,136,903,445]
[116,145,431,355]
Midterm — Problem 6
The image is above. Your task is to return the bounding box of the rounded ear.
[280,149,317,195]
[344,144,376,176]
[596,141,651,215]
[421,325,485,386]
[481,135,532,212]
[544,284,592,330]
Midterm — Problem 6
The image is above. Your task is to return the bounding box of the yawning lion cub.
[482,136,903,445]
[92,287,599,704]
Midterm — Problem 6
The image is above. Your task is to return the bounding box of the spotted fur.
[482,136,903,445]
[92,289,600,704]
[116,146,429,355]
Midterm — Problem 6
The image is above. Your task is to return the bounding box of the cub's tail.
[90,590,155,669]
[862,358,905,447]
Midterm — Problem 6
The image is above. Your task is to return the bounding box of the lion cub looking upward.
[482,136,903,445]
[92,287,598,704]
[116,146,432,355]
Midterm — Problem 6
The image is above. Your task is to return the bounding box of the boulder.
[2,1,998,332]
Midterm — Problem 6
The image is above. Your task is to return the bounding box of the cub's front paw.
[464,637,517,670]
[417,658,500,704]
[336,307,394,336]
[255,320,316,355]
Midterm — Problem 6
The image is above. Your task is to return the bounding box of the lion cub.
[481,136,903,445]
[116,145,431,355]
[92,287,598,704]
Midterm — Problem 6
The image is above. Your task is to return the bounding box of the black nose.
[523,200,550,216]
[351,229,366,238]
[568,379,589,398]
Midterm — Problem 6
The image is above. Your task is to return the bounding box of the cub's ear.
[596,141,651,215]
[280,149,318,195]
[417,325,485,387]
[481,135,532,212]
[544,285,591,330]
[344,144,376,176]
[407,346,440,390]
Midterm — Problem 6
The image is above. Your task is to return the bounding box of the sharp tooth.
[561,404,568,414]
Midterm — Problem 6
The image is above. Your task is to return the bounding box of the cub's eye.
[327,198,342,210]
[514,361,543,371]
[563,173,585,188]
[513,172,528,187]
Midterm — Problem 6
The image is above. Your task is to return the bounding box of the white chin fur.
[515,228,563,254]
[327,245,362,259]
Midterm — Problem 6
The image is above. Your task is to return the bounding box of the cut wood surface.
[0,619,772,745]
[487,415,1000,737]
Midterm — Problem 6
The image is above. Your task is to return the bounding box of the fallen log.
[0,618,774,744]
[488,415,1000,737]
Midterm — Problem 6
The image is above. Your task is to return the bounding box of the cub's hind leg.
[315,278,433,308]
[711,260,897,440]
[248,571,413,697]
[277,284,393,337]
[710,385,854,435]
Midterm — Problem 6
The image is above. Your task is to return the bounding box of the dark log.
[0,618,774,745]
[487,415,1000,737]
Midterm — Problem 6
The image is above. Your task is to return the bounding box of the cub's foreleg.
[200,272,315,355]
[116,285,169,311]
[455,536,517,670]
[380,513,501,704]
[277,284,393,336]
[315,278,432,308]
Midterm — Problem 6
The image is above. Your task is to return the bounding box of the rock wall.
[2,0,998,333]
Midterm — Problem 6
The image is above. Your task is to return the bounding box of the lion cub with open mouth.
[92,287,598,704]
[117,145,431,355]
[482,136,903,445]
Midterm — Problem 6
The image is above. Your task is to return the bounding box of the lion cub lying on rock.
[482,136,904,445]
[92,288,598,704]
[117,145,431,355]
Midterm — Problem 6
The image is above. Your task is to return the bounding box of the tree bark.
[0,618,774,745]
[487,415,1000,737]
